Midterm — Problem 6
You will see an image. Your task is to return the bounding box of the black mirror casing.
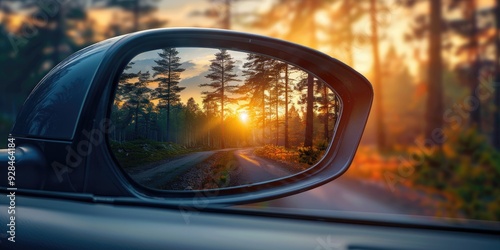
[4,28,373,206]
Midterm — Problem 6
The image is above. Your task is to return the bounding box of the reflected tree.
[121,71,153,139]
[200,49,240,148]
[152,48,186,142]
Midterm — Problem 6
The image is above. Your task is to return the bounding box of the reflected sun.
[239,112,249,123]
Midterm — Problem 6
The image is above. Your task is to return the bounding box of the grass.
[201,150,238,189]
[347,128,500,221]
[110,139,194,169]
[253,144,317,171]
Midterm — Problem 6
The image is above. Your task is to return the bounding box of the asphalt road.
[129,151,217,188]
[262,176,399,213]
[129,147,295,189]
[233,148,292,185]
[129,148,435,216]
[252,175,439,216]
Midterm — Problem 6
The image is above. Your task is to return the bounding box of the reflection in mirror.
[109,48,342,190]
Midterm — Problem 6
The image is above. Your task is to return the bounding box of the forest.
[1,0,499,220]
[110,48,340,166]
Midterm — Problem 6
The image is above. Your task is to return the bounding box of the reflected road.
[129,151,217,188]
[234,148,292,185]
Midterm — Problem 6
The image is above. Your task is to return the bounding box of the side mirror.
[112,47,342,191]
[3,28,372,206]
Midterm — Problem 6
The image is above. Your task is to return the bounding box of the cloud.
[180,60,205,79]
[156,0,216,27]
[127,58,156,73]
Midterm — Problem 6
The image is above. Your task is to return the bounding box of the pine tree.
[241,53,277,143]
[200,49,240,148]
[327,0,366,66]
[315,80,338,142]
[252,0,331,48]
[447,0,488,129]
[288,105,304,147]
[185,97,202,147]
[494,0,500,149]
[304,74,315,147]
[283,63,291,148]
[202,96,219,148]
[121,71,153,139]
[370,0,386,150]
[402,0,445,146]
[151,48,185,142]
[295,71,316,147]
[113,62,138,141]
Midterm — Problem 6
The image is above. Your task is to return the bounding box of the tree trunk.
[133,0,139,31]
[468,0,481,128]
[370,0,386,150]
[345,0,354,66]
[134,103,139,139]
[269,89,273,142]
[323,84,329,141]
[284,65,290,148]
[221,66,225,149]
[223,0,231,29]
[275,85,279,145]
[262,89,266,143]
[425,0,444,145]
[493,0,500,149]
[304,74,314,147]
[166,65,172,142]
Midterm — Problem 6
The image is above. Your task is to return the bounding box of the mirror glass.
[109,47,342,190]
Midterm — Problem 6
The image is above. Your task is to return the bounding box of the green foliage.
[254,144,327,168]
[297,146,322,165]
[151,48,186,142]
[255,144,300,163]
[110,139,193,169]
[411,128,500,220]
[200,49,241,148]
[202,150,238,189]
[315,140,329,151]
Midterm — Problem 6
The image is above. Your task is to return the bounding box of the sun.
[239,112,249,123]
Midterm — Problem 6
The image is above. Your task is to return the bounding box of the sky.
[86,0,413,74]
[126,47,314,117]
[129,48,248,106]
[7,0,497,78]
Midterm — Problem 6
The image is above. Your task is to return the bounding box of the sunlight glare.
[239,112,249,123]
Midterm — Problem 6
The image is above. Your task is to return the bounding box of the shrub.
[410,128,500,220]
[110,139,193,168]
[297,146,321,165]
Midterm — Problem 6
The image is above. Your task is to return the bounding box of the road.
[128,147,295,189]
[128,147,436,216]
[250,175,439,216]
[260,176,399,213]
[233,148,292,185]
[129,151,217,188]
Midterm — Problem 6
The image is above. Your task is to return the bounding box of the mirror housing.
[6,28,372,206]
[111,47,343,190]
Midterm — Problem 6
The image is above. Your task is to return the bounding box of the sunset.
[111,46,340,189]
[239,111,249,123]
[0,1,499,245]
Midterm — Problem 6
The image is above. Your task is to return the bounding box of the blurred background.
[0,0,499,221]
